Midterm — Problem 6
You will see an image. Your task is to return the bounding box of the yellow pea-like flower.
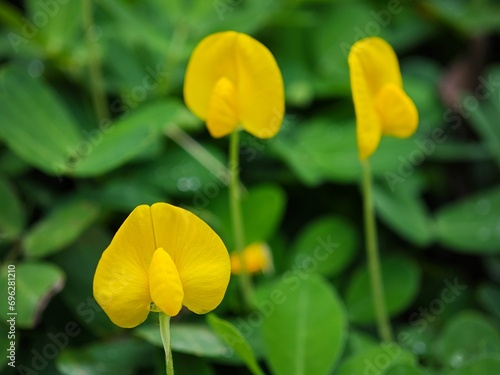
[348,37,418,160]
[184,31,285,139]
[93,203,230,328]
[230,242,272,275]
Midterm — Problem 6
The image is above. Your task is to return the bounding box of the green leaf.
[447,355,500,375]
[135,323,233,359]
[173,353,215,375]
[56,339,154,375]
[476,284,500,320]
[52,228,119,336]
[0,262,65,328]
[207,184,286,250]
[383,363,424,375]
[207,314,264,375]
[0,177,25,242]
[271,117,423,186]
[0,66,81,175]
[146,143,226,198]
[288,215,358,277]
[23,199,100,258]
[337,344,416,375]
[70,100,185,177]
[346,255,421,324]
[261,275,347,375]
[92,178,166,212]
[435,186,500,253]
[436,311,500,369]
[373,183,434,246]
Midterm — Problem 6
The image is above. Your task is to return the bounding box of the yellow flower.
[230,242,272,275]
[184,31,284,139]
[93,203,230,328]
[348,37,418,160]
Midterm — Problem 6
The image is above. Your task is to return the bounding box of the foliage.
[1,0,500,374]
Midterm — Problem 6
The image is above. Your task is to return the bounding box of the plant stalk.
[229,130,253,309]
[361,158,393,342]
[159,313,174,375]
[82,0,109,122]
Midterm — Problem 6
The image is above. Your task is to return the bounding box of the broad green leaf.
[288,215,358,277]
[0,66,81,175]
[52,228,119,336]
[261,275,347,375]
[373,183,434,246]
[26,0,83,55]
[135,323,233,359]
[436,311,500,369]
[385,363,424,375]
[207,184,286,250]
[467,66,500,169]
[0,262,65,328]
[207,314,264,375]
[271,117,424,186]
[476,284,500,320]
[147,143,227,198]
[395,324,436,358]
[435,186,500,253]
[23,199,100,258]
[56,339,154,375]
[447,355,500,375]
[347,330,379,355]
[0,177,25,242]
[92,178,166,212]
[173,353,215,375]
[70,101,185,177]
[337,344,416,375]
[422,1,500,34]
[346,256,421,324]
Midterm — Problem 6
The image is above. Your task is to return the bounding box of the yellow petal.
[375,83,418,138]
[231,242,271,275]
[184,31,238,121]
[234,33,284,139]
[206,77,239,138]
[348,47,382,160]
[349,37,406,159]
[150,203,230,314]
[183,31,284,139]
[149,248,184,317]
[93,205,156,328]
[349,37,402,97]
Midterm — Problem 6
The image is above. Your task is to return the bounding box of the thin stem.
[159,313,174,375]
[82,0,109,122]
[229,130,253,309]
[361,159,393,342]
[164,124,230,186]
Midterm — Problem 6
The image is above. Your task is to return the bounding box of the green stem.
[82,0,109,122]
[229,130,253,309]
[361,159,393,342]
[159,313,174,375]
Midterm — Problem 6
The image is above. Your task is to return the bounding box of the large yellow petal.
[348,47,382,160]
[93,205,156,328]
[150,203,230,314]
[375,83,418,138]
[183,31,284,139]
[206,77,239,138]
[149,248,184,317]
[349,37,402,97]
[184,31,238,120]
[234,33,284,139]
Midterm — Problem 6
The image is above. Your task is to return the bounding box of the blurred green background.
[1,0,500,374]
